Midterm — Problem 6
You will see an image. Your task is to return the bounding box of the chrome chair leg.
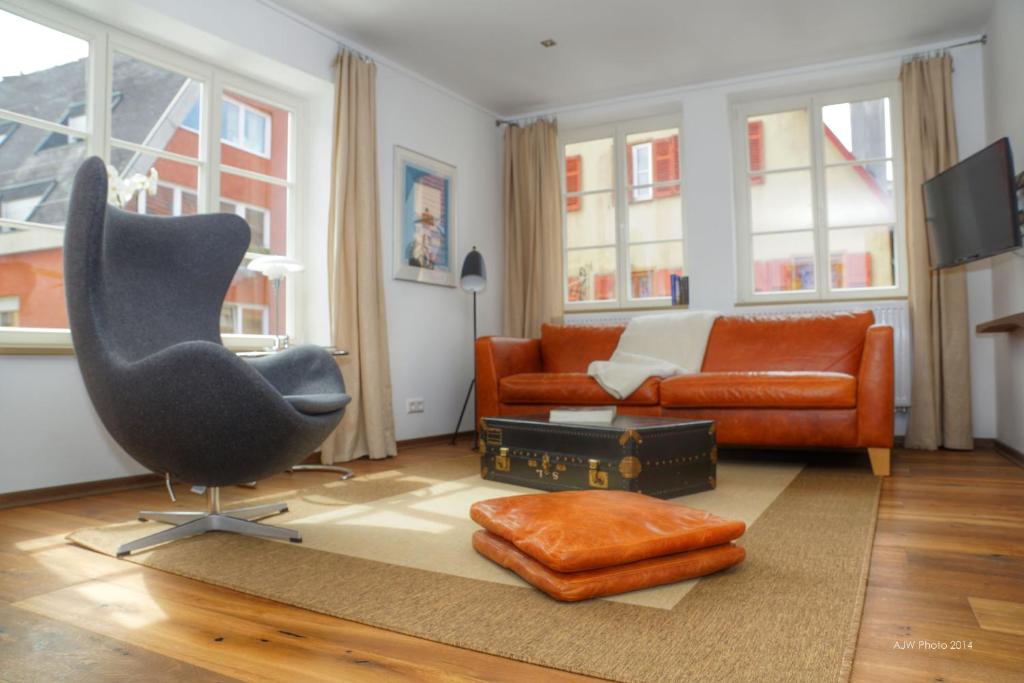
[222,501,289,521]
[138,510,206,524]
[116,487,300,557]
[289,464,354,480]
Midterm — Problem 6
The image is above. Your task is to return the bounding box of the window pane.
[1,126,85,226]
[750,169,813,232]
[115,152,199,217]
[221,100,239,143]
[565,191,614,248]
[626,128,679,189]
[221,91,288,179]
[0,225,69,328]
[219,305,236,333]
[747,109,810,171]
[567,247,616,303]
[0,125,87,329]
[564,137,613,192]
[221,171,286,255]
[628,189,682,242]
[630,242,683,299]
[111,53,202,158]
[822,98,891,163]
[241,306,267,334]
[825,161,895,227]
[225,266,275,334]
[752,231,815,293]
[829,225,895,289]
[0,9,88,126]
[243,108,267,154]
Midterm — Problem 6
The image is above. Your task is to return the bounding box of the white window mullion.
[810,97,828,300]
[206,74,223,217]
[615,125,629,306]
[89,27,111,162]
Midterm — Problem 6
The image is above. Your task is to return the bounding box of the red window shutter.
[748,120,765,185]
[565,154,582,212]
[653,136,680,198]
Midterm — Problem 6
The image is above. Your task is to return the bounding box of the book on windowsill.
[549,406,617,425]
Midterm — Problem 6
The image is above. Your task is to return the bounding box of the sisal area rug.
[69,453,881,683]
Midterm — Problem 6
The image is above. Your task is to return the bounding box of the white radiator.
[565,301,912,408]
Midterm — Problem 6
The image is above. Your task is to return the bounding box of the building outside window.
[561,115,684,308]
[0,4,297,340]
[732,83,905,302]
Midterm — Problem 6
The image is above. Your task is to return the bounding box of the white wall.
[0,0,501,494]
[984,0,1024,453]
[552,39,995,439]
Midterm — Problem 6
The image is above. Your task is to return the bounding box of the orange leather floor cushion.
[470,491,746,600]
[473,529,745,602]
[470,490,746,572]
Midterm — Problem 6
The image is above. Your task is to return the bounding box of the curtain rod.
[907,34,986,61]
[495,119,520,128]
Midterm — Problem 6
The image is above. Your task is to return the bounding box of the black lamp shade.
[460,247,486,292]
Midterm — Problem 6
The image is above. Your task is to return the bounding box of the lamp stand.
[450,291,477,448]
[270,277,289,351]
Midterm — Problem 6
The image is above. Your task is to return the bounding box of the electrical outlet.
[406,398,425,414]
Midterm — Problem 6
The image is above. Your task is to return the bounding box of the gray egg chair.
[64,156,350,556]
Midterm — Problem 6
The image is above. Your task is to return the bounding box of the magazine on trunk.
[548,406,617,425]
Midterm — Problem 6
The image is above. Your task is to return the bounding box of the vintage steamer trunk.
[479,414,717,498]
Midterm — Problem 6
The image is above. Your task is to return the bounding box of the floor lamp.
[451,247,486,446]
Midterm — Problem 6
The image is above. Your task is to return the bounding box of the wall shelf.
[976,313,1024,334]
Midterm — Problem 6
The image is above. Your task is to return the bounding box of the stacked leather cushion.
[470,490,746,601]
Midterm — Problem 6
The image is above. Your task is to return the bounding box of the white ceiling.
[274,0,994,116]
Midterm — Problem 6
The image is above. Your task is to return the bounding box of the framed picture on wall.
[393,146,457,287]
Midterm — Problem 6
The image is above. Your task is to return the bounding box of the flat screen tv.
[923,137,1022,269]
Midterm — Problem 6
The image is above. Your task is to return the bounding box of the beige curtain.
[321,50,397,463]
[901,55,973,450]
[503,119,563,338]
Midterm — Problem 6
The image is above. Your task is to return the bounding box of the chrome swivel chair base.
[116,487,301,557]
[288,464,354,480]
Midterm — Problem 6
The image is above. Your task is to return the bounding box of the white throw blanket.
[587,311,720,399]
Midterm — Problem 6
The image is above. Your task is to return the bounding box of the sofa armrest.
[475,336,542,426]
[857,325,894,448]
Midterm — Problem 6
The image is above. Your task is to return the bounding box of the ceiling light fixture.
[540,39,556,48]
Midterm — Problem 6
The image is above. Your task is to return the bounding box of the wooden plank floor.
[1,443,1022,682]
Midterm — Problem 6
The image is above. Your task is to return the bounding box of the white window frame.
[0,0,303,352]
[221,301,269,335]
[731,82,907,304]
[220,95,272,158]
[630,142,653,202]
[135,180,196,217]
[560,113,686,312]
[220,198,271,250]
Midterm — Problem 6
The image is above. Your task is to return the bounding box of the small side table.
[240,345,354,481]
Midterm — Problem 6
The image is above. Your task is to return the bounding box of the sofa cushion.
[470,490,747,572]
[499,373,659,406]
[661,371,857,409]
[702,312,873,375]
[540,324,624,373]
[472,530,745,601]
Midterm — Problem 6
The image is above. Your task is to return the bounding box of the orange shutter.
[565,154,581,212]
[653,136,680,198]
[748,120,765,185]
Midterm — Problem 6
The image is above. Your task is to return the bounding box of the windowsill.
[563,303,689,315]
[734,294,908,307]
[0,328,279,355]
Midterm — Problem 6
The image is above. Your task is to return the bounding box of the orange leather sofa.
[475,311,894,476]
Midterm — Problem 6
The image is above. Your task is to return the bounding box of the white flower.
[105,164,159,207]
